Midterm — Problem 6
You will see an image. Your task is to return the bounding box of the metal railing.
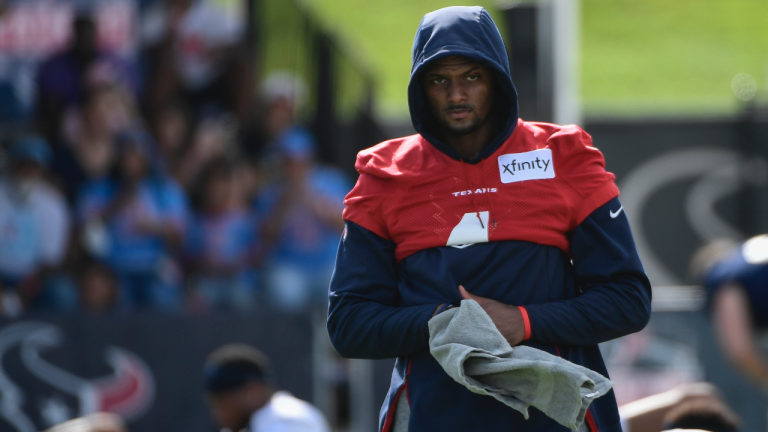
[251,0,384,172]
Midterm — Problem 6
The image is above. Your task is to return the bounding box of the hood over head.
[408,6,518,163]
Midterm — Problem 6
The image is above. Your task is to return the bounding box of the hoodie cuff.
[517,306,531,340]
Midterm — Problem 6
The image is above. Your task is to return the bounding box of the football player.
[327,6,651,432]
[204,344,329,432]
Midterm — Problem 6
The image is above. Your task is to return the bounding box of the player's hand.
[459,285,525,346]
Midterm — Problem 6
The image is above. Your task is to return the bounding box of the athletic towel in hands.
[428,299,613,430]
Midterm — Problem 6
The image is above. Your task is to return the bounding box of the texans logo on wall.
[0,321,155,432]
[619,147,768,287]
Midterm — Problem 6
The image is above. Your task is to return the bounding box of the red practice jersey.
[343,119,619,262]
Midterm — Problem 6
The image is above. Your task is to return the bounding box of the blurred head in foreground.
[45,412,126,432]
[203,344,274,431]
[689,238,739,283]
[662,397,740,432]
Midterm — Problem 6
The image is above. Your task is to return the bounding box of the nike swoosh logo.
[610,206,624,218]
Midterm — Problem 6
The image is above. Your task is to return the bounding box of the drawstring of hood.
[461,160,500,231]
[461,160,485,229]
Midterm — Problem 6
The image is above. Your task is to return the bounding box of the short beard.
[440,114,485,136]
[439,109,487,136]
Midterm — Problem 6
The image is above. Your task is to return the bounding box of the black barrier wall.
[253,0,387,176]
[586,114,768,285]
[0,312,313,432]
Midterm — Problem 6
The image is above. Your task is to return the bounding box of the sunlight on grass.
[301,0,768,119]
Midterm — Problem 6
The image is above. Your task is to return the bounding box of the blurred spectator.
[44,412,127,432]
[257,132,349,312]
[249,72,348,311]
[175,113,235,189]
[78,260,119,314]
[662,397,740,432]
[254,71,309,178]
[151,101,191,178]
[0,136,70,316]
[261,72,308,125]
[37,14,137,142]
[232,158,263,208]
[692,236,768,395]
[77,130,188,311]
[204,343,329,432]
[53,84,140,202]
[184,158,259,311]
[141,0,251,121]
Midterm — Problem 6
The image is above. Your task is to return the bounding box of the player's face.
[207,391,251,431]
[422,56,495,136]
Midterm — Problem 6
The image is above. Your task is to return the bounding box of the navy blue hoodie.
[327,6,651,432]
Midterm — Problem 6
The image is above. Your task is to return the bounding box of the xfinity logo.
[451,188,497,197]
[498,148,555,184]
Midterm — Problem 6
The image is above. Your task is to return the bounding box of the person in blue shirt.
[0,136,71,315]
[184,158,259,311]
[77,129,188,311]
[256,129,350,312]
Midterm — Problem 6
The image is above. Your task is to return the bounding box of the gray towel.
[428,300,613,430]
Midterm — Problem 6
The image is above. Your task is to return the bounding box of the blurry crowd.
[0,1,349,316]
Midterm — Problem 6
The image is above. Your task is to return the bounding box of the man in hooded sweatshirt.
[327,6,651,432]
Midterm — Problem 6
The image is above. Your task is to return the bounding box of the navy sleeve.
[524,197,652,346]
[327,221,440,359]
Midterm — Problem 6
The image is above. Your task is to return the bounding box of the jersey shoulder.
[515,120,605,171]
[515,120,616,224]
[344,134,452,239]
[516,120,593,150]
[355,134,448,181]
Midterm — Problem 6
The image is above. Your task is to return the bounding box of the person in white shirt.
[204,343,329,432]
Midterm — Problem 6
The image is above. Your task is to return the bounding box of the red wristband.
[517,306,531,340]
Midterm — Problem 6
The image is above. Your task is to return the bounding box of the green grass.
[299,0,504,119]
[583,0,768,116]
[301,0,768,119]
